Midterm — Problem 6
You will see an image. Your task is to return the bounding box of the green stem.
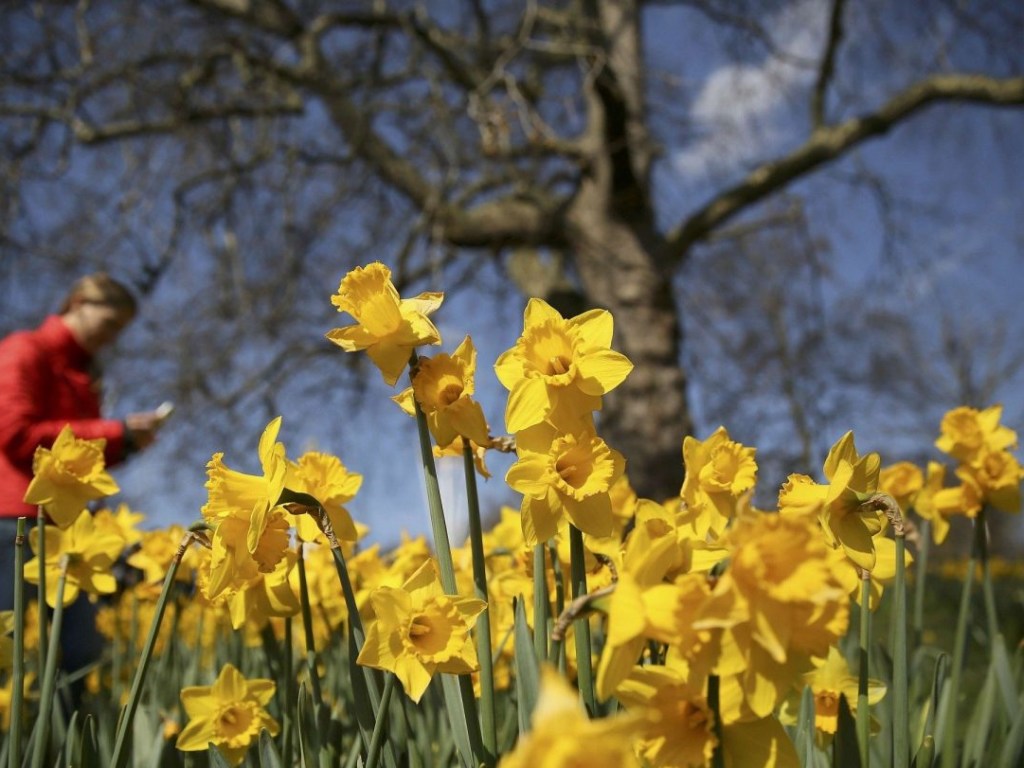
[364,674,397,768]
[463,441,497,758]
[110,535,187,768]
[532,544,549,663]
[295,544,324,706]
[9,518,26,768]
[283,616,294,768]
[31,559,67,768]
[976,508,1000,646]
[940,515,980,768]
[858,570,871,768]
[708,674,725,768]
[568,525,596,714]
[35,508,47,680]
[407,353,485,764]
[893,531,909,768]
[912,519,930,649]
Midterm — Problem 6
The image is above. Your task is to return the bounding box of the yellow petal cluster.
[495,299,633,432]
[778,431,882,570]
[24,511,125,607]
[327,262,443,386]
[679,427,758,538]
[499,667,641,768]
[394,335,491,448]
[506,420,625,545]
[176,663,279,766]
[357,559,485,702]
[201,417,290,598]
[23,424,119,528]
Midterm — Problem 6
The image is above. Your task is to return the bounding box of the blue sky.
[5,1,1023,549]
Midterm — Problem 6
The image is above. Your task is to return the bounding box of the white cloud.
[672,0,828,184]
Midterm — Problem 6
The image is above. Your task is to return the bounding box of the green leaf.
[998,692,1024,768]
[439,675,476,768]
[259,730,284,768]
[296,684,321,768]
[795,685,816,768]
[207,743,233,768]
[991,634,1019,722]
[911,735,934,768]
[833,694,861,768]
[513,596,540,737]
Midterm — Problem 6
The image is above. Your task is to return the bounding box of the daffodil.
[595,516,717,700]
[326,262,444,386]
[176,663,279,766]
[679,427,758,538]
[615,664,717,768]
[434,436,492,478]
[24,511,125,607]
[92,503,145,548]
[498,666,641,768]
[781,646,886,736]
[506,419,625,545]
[935,405,1017,463]
[287,450,363,543]
[957,448,1023,514]
[22,424,119,528]
[202,417,290,598]
[495,298,633,432]
[878,461,924,514]
[778,431,883,570]
[127,525,192,584]
[695,512,850,718]
[357,559,485,702]
[394,335,491,448]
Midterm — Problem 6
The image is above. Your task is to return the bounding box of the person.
[0,273,162,682]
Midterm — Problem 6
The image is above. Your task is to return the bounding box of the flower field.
[2,262,1022,768]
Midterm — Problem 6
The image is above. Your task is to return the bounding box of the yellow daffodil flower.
[680,427,758,539]
[24,511,125,608]
[176,663,279,766]
[434,436,492,478]
[506,419,625,545]
[935,404,1017,464]
[127,525,193,584]
[394,335,492,448]
[878,461,924,514]
[202,417,290,598]
[596,516,716,700]
[781,646,886,737]
[326,262,444,386]
[495,298,633,432]
[357,559,485,702]
[695,512,850,718]
[499,666,641,768]
[957,448,1023,514]
[778,431,883,570]
[93,503,145,547]
[22,424,119,528]
[287,450,363,543]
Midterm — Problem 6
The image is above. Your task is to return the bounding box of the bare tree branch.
[812,0,846,128]
[665,73,1024,262]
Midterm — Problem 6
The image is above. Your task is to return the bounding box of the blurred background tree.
[2,0,1022,543]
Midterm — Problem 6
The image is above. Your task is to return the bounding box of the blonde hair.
[59,273,137,316]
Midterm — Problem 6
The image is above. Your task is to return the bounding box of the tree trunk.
[568,199,691,501]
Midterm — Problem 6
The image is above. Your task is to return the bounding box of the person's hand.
[124,411,161,451]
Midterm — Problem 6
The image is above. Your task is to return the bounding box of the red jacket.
[0,315,127,518]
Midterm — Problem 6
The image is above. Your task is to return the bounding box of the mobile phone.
[155,401,175,425]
